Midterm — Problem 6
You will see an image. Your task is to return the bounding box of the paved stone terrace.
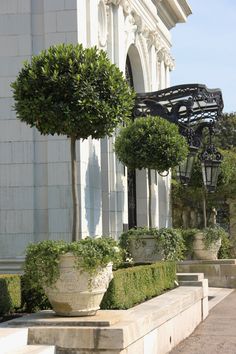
[170,290,236,354]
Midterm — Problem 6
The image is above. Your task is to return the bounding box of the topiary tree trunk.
[71,136,79,241]
[148,169,152,228]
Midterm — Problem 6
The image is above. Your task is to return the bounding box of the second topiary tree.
[114,115,188,227]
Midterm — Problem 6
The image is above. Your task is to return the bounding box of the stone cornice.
[151,0,192,29]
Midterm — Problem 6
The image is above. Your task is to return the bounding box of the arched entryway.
[125,45,145,229]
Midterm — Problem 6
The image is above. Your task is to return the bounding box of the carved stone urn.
[129,235,164,263]
[43,253,113,316]
[192,232,221,260]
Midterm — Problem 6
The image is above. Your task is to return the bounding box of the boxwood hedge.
[101,261,176,309]
[0,275,21,314]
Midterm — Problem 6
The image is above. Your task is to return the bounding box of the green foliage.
[11,43,135,139]
[101,262,176,309]
[214,112,236,150]
[0,275,21,314]
[119,227,185,261]
[21,274,51,313]
[202,225,226,249]
[178,228,199,259]
[24,237,123,290]
[218,231,234,259]
[217,149,236,197]
[114,116,188,172]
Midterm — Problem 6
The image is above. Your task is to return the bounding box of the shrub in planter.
[0,275,21,314]
[24,237,122,316]
[119,227,185,263]
[180,226,229,260]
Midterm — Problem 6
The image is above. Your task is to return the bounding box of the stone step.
[4,345,55,354]
[178,280,205,287]
[177,272,204,281]
[0,327,55,354]
[0,328,28,353]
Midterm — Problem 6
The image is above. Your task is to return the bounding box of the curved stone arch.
[125,42,148,92]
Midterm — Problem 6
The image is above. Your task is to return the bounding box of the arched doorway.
[125,55,136,229]
[125,45,145,229]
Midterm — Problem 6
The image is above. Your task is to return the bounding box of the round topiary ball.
[11,43,135,139]
[114,115,189,172]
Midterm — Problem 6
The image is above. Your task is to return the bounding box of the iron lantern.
[176,145,198,185]
[199,145,223,193]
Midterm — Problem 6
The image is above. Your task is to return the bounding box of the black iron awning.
[134,84,224,127]
[134,83,224,192]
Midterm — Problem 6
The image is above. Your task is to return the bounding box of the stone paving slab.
[170,290,236,354]
[208,287,234,310]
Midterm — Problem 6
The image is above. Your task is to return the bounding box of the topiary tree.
[114,115,189,227]
[11,43,135,241]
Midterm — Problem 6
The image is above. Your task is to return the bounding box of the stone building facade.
[0,0,191,268]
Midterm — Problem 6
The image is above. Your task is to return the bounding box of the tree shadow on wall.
[85,144,102,236]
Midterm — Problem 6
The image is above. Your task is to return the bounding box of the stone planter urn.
[43,253,113,316]
[129,235,163,263]
[192,232,222,260]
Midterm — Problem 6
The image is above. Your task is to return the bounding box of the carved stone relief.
[98,0,108,47]
[105,0,175,82]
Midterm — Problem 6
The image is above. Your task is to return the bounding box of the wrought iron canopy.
[134,83,224,128]
[134,84,224,192]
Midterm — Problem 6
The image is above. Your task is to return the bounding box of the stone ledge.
[7,286,207,353]
[0,257,24,274]
[179,259,236,265]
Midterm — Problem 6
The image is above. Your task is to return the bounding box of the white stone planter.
[43,253,113,316]
[129,235,163,263]
[193,232,221,260]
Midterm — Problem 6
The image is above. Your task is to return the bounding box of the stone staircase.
[177,259,236,288]
[177,272,205,286]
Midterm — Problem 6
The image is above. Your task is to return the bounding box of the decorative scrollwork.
[135,84,224,129]
[199,145,223,162]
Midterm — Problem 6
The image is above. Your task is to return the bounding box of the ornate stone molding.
[105,0,122,6]
[161,48,175,70]
[98,0,108,47]
[124,12,138,45]
[105,0,175,70]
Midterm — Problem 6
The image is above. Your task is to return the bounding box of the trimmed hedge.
[0,275,21,314]
[101,261,176,309]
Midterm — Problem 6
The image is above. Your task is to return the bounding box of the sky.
[171,0,236,113]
